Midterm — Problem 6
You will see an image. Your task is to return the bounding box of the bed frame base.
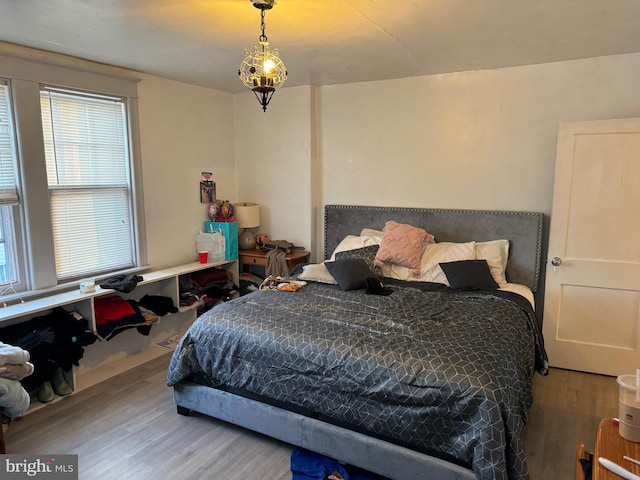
[174,382,475,480]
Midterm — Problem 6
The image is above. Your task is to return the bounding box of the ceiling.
[1,0,640,94]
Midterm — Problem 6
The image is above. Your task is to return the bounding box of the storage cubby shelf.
[0,259,238,413]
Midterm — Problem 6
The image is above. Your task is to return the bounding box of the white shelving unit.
[0,259,238,412]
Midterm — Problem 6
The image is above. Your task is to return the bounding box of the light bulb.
[263,59,275,74]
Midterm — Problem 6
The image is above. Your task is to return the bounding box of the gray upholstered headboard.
[324,205,546,295]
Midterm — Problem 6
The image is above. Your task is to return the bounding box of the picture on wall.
[200,172,216,204]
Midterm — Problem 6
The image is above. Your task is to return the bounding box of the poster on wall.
[200,171,216,203]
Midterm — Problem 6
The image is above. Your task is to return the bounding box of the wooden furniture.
[576,441,589,480]
[0,259,238,414]
[238,248,310,271]
[590,418,640,480]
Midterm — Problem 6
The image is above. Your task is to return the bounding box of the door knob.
[551,257,562,267]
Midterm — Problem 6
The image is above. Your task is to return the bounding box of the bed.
[167,205,549,480]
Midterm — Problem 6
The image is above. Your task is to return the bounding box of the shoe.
[52,367,73,396]
[61,368,74,388]
[37,382,55,403]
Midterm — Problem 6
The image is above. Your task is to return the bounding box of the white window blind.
[0,81,19,206]
[41,87,135,280]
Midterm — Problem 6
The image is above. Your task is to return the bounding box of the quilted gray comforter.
[167,281,547,480]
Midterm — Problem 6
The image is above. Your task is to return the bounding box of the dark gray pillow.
[439,260,499,290]
[334,245,381,275]
[325,258,375,291]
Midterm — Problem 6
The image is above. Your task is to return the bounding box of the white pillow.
[419,241,476,284]
[329,234,382,260]
[475,240,509,287]
[380,262,414,282]
[499,282,534,309]
[381,241,476,285]
[359,228,383,239]
[297,262,337,284]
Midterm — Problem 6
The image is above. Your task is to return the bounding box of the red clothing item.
[94,295,136,326]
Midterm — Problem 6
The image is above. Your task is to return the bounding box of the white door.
[543,117,640,376]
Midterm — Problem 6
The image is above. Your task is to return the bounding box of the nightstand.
[578,418,640,480]
[238,249,310,273]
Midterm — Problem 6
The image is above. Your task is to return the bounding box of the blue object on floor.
[291,450,381,480]
[348,465,382,480]
[291,450,349,480]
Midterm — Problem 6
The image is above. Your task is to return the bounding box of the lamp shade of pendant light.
[238,0,287,112]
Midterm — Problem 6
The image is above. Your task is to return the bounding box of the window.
[41,87,135,281]
[0,53,143,301]
[0,81,19,286]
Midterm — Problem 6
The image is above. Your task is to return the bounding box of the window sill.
[0,259,238,326]
[0,265,150,310]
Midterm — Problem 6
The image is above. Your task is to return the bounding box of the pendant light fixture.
[238,0,287,112]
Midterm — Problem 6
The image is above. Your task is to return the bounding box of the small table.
[591,418,640,479]
[238,249,310,272]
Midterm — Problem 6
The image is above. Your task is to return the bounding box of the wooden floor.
[5,355,618,480]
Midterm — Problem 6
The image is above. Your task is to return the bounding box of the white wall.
[319,53,640,215]
[137,75,235,269]
[7,42,640,281]
[235,53,640,260]
[233,85,315,251]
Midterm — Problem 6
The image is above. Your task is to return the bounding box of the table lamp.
[234,202,260,250]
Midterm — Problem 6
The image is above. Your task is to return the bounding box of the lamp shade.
[234,202,260,228]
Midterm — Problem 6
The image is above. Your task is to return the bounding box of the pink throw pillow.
[374,221,435,276]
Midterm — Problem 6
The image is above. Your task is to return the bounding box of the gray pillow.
[334,245,381,275]
[439,260,499,290]
[325,258,375,291]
